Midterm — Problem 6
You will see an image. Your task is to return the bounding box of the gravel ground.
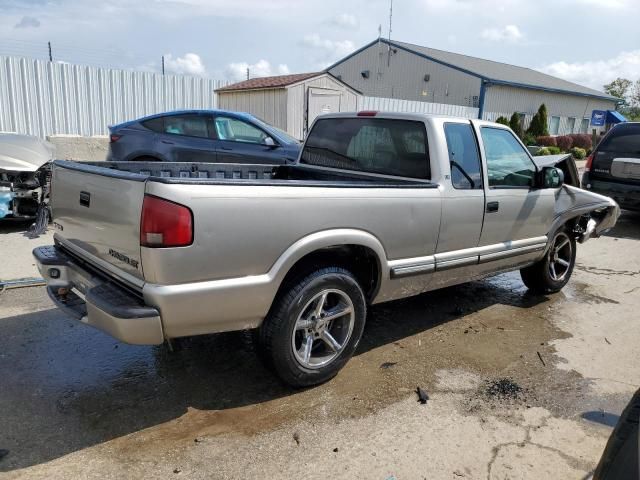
[0,210,638,479]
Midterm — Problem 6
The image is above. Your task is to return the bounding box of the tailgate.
[51,161,146,282]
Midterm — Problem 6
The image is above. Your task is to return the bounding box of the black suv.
[582,122,640,211]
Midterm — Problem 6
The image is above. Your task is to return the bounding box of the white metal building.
[216,72,359,140]
[328,39,620,135]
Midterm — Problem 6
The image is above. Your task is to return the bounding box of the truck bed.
[64,160,434,188]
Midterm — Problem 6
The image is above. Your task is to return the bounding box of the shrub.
[570,147,586,159]
[547,146,561,155]
[537,147,551,156]
[568,134,592,150]
[536,136,557,147]
[509,112,523,138]
[523,133,537,146]
[495,116,510,126]
[555,135,573,152]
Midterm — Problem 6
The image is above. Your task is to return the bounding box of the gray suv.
[107,110,301,165]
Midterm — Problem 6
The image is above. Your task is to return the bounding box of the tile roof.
[216,72,321,92]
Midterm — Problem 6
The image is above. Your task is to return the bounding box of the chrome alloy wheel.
[549,232,572,282]
[291,289,355,369]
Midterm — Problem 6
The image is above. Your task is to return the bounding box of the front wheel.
[258,267,367,387]
[520,229,577,293]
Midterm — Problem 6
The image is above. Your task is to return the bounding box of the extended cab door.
[213,115,287,164]
[475,124,555,246]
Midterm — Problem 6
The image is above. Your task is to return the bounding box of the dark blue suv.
[107,110,301,164]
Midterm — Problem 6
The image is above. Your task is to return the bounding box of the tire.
[258,267,367,387]
[131,156,161,162]
[520,228,577,294]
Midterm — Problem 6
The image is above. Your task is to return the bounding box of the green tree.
[537,104,549,136]
[630,79,640,108]
[526,104,549,138]
[495,116,510,126]
[509,112,523,138]
[603,77,632,100]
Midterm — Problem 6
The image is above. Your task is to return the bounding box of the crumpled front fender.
[549,185,620,241]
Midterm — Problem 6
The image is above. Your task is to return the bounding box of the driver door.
[475,125,555,246]
[213,115,285,164]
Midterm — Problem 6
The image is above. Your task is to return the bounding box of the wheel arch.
[268,229,388,304]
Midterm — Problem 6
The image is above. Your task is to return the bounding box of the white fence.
[0,56,228,138]
[357,96,479,119]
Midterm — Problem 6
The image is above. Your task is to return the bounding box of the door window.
[444,122,482,189]
[162,114,211,138]
[481,127,536,188]
[215,117,268,144]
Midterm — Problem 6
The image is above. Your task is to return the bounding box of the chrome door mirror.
[263,136,277,148]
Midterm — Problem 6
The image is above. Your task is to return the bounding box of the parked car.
[35,112,618,387]
[582,122,640,211]
[107,110,301,165]
[0,133,53,226]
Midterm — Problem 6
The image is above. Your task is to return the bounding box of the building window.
[566,117,576,134]
[549,116,560,135]
[580,118,590,133]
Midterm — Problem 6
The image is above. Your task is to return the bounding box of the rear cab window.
[301,117,430,179]
[597,124,640,153]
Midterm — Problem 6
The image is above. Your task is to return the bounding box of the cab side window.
[161,114,211,138]
[480,127,536,188]
[444,123,483,189]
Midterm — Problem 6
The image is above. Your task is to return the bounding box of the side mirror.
[541,166,564,189]
[263,136,277,148]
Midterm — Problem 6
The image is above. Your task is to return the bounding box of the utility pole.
[246,67,249,80]
[47,41,52,62]
[161,55,165,75]
[387,0,393,66]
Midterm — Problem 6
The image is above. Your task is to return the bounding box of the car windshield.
[249,116,300,144]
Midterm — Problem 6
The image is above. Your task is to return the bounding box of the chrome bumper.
[33,245,164,345]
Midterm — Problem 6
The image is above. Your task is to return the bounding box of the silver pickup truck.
[34,112,619,387]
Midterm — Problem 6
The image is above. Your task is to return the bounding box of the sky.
[1,0,639,93]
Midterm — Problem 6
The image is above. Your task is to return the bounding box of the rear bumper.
[33,245,164,345]
[582,175,640,211]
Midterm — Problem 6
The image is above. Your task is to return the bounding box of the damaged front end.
[552,185,620,245]
[0,133,54,232]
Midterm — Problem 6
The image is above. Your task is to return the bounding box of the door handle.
[220,146,232,151]
[486,201,499,213]
[161,140,174,145]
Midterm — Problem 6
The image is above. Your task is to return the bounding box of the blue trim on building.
[478,81,488,119]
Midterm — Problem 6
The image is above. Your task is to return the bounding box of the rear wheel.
[258,267,366,387]
[520,229,576,293]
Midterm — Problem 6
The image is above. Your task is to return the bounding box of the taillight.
[584,154,594,172]
[110,134,121,143]
[140,195,193,248]
[357,111,378,117]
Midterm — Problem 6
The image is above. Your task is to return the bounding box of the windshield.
[250,116,300,144]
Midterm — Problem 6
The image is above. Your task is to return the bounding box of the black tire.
[258,267,366,387]
[131,155,162,162]
[520,228,577,294]
[592,388,640,480]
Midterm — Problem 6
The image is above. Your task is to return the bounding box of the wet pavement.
[0,211,639,479]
